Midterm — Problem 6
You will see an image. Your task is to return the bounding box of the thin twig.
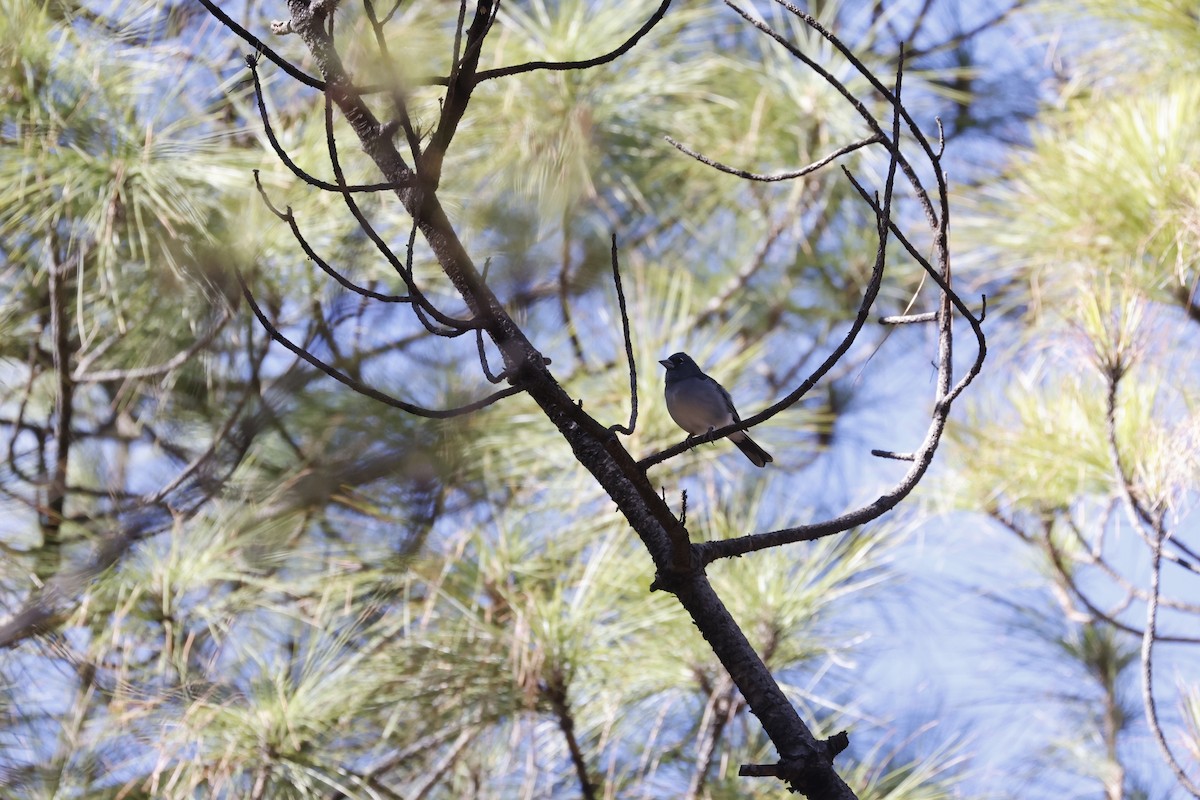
[608,234,638,436]
[1041,530,1200,644]
[667,134,882,183]
[43,242,75,573]
[472,0,673,83]
[476,259,510,383]
[237,269,522,418]
[685,676,738,800]
[320,90,481,334]
[1060,513,1200,614]
[360,0,425,166]
[196,0,326,88]
[1140,511,1200,797]
[1103,371,1200,574]
[558,212,586,365]
[725,1,939,231]
[252,171,411,304]
[423,0,500,181]
[903,2,1024,60]
[246,56,407,192]
[691,43,979,565]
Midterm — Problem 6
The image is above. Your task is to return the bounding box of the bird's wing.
[707,375,742,422]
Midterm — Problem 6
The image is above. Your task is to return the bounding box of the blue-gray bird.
[659,352,773,467]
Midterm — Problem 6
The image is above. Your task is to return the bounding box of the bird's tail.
[732,433,773,468]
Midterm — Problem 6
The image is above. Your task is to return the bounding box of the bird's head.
[659,352,701,376]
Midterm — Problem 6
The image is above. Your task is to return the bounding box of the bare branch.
[1041,530,1200,645]
[475,259,510,384]
[666,133,882,182]
[558,213,587,365]
[253,171,412,304]
[544,673,597,800]
[1059,513,1200,615]
[472,0,673,84]
[196,0,326,89]
[237,269,522,418]
[422,0,500,183]
[247,57,411,193]
[42,242,76,576]
[1141,511,1200,797]
[1103,369,1200,571]
[640,52,911,472]
[685,675,738,800]
[320,91,483,334]
[357,0,426,166]
[691,43,983,565]
[725,0,940,231]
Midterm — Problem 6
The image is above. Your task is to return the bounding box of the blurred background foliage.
[0,0,1197,798]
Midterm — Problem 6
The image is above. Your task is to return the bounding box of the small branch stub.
[739,731,850,785]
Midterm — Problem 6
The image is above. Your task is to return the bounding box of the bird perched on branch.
[659,352,773,467]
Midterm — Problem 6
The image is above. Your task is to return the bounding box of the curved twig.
[608,234,639,435]
[1140,511,1200,797]
[472,0,673,84]
[320,91,482,334]
[247,57,411,193]
[725,1,938,229]
[237,269,523,418]
[1060,514,1200,614]
[1041,528,1200,645]
[196,0,326,89]
[667,133,882,183]
[1103,371,1200,572]
[253,171,412,304]
[691,45,980,565]
[358,0,426,168]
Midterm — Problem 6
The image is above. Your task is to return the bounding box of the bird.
[659,352,773,467]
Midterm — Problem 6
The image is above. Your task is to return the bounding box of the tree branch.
[666,133,882,183]
[247,55,409,192]
[1140,509,1200,797]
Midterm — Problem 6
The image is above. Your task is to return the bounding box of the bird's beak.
[658,359,672,369]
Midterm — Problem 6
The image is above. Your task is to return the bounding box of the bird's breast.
[665,381,735,435]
